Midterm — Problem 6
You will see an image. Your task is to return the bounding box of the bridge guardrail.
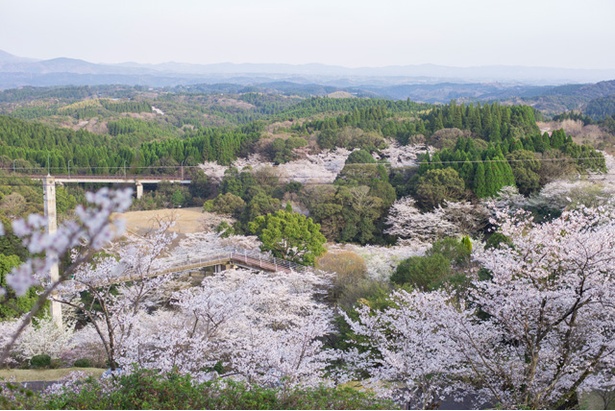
[75,247,310,287]
[228,248,308,273]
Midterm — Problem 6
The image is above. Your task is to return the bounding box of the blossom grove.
[0,183,614,409]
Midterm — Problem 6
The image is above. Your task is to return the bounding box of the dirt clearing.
[117,207,229,236]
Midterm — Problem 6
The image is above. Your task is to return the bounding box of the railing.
[30,174,190,182]
[227,248,309,273]
[159,247,309,275]
[98,247,309,285]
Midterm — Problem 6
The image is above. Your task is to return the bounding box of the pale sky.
[2,0,614,69]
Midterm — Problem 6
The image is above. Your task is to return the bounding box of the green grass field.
[0,368,104,382]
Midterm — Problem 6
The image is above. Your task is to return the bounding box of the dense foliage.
[0,115,265,174]
[585,95,615,120]
[417,106,605,201]
[249,208,326,266]
[0,368,395,410]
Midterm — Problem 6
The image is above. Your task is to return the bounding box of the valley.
[1,64,615,410]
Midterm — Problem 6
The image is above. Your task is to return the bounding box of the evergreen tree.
[473,162,487,198]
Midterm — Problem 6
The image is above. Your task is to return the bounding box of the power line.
[0,154,607,174]
[0,154,610,189]
[0,175,613,189]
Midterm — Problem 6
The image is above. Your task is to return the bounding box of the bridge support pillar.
[43,176,62,328]
[135,182,143,199]
[213,264,232,273]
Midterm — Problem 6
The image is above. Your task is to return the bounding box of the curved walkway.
[104,248,308,285]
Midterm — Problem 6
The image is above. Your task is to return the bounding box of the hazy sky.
[2,0,614,69]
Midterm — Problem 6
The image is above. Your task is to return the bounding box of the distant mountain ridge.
[1,50,615,89]
[517,79,615,114]
[2,50,615,113]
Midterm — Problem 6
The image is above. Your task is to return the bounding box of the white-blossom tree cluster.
[3,181,615,409]
[14,316,75,362]
[200,148,352,185]
[64,267,335,387]
[342,290,466,409]
[139,269,335,387]
[488,179,615,219]
[385,196,488,245]
[0,187,336,388]
[55,222,177,370]
[45,218,334,385]
[378,139,430,168]
[345,203,615,409]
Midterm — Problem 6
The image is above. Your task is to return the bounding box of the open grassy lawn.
[0,368,104,382]
[119,207,208,236]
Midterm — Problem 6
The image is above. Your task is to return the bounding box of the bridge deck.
[34,175,191,184]
[97,250,306,286]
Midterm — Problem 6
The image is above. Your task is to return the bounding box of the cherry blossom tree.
[116,269,336,387]
[341,290,468,410]
[0,319,22,366]
[0,188,133,365]
[530,179,615,210]
[467,204,615,409]
[59,264,336,387]
[379,139,429,168]
[385,197,455,244]
[14,316,75,362]
[385,197,487,245]
[55,223,176,370]
[5,197,335,384]
[345,203,615,409]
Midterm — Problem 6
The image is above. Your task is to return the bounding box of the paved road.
[16,380,55,392]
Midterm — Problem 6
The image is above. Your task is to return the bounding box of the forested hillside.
[0,86,608,247]
[519,79,615,115]
[2,82,615,410]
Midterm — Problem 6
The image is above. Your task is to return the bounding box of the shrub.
[73,358,92,368]
[39,368,396,410]
[29,354,51,369]
[431,236,472,266]
[211,192,246,217]
[316,250,368,303]
[215,221,236,238]
[346,149,376,164]
[337,278,392,312]
[202,199,214,212]
[391,254,450,291]
[485,232,513,250]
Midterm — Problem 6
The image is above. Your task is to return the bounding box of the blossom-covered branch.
[0,188,133,365]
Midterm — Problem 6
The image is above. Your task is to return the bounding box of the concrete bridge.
[38,175,191,199]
